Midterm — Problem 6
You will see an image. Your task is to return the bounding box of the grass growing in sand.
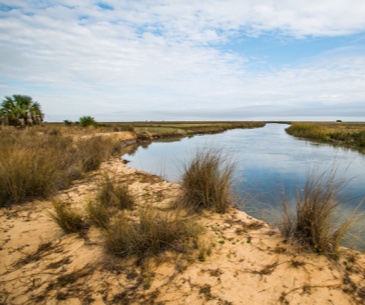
[177,150,234,213]
[279,170,363,258]
[50,200,87,234]
[103,207,201,258]
[96,173,135,210]
[86,174,135,229]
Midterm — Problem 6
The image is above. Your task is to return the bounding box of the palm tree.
[0,95,44,126]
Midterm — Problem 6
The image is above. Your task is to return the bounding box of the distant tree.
[0,95,44,127]
[79,116,98,127]
[63,120,73,126]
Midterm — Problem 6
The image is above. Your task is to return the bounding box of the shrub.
[103,207,201,258]
[50,200,86,234]
[79,116,98,127]
[0,94,44,127]
[178,150,234,213]
[279,171,362,258]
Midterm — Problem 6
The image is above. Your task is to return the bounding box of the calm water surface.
[123,124,365,248]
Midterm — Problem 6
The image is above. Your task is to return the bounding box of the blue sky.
[1,0,365,122]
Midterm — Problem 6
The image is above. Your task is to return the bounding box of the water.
[123,123,365,249]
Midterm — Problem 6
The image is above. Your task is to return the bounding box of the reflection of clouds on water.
[124,123,365,249]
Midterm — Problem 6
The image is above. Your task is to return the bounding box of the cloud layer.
[1,1,365,121]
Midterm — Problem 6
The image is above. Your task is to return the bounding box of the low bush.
[50,200,86,234]
[178,151,234,213]
[279,171,362,258]
[79,116,98,127]
[103,207,201,258]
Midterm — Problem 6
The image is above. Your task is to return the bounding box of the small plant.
[279,170,363,258]
[85,201,110,229]
[97,174,134,210]
[178,150,234,213]
[103,207,201,258]
[50,200,86,234]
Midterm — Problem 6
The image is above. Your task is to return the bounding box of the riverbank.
[1,153,365,304]
[1,125,365,304]
[286,122,365,153]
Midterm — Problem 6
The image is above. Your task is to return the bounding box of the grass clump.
[86,174,134,229]
[178,151,234,213]
[103,207,201,258]
[85,201,111,229]
[280,171,362,258]
[96,174,134,210]
[50,200,87,234]
[0,128,121,206]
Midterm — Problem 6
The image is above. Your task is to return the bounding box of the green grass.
[103,207,201,258]
[279,170,363,258]
[286,122,365,150]
[177,150,234,213]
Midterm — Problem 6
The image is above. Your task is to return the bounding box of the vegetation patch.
[50,200,87,234]
[286,122,365,151]
[103,206,201,259]
[279,170,363,258]
[96,173,135,210]
[177,150,234,213]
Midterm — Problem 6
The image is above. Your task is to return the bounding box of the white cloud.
[0,1,365,121]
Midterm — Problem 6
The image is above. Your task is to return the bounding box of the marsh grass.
[103,207,201,258]
[50,200,87,234]
[0,127,120,206]
[77,136,119,172]
[286,122,365,150]
[178,150,234,213]
[280,171,363,258]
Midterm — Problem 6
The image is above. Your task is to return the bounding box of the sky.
[1,0,365,122]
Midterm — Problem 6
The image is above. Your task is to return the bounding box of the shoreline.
[1,152,365,304]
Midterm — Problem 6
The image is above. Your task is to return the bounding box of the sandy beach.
[1,147,365,305]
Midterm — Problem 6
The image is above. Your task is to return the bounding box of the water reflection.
[123,124,365,250]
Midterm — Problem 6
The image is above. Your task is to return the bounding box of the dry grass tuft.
[85,201,111,230]
[177,150,234,213]
[279,170,363,258]
[96,174,135,210]
[0,127,121,206]
[50,200,87,234]
[103,207,201,258]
